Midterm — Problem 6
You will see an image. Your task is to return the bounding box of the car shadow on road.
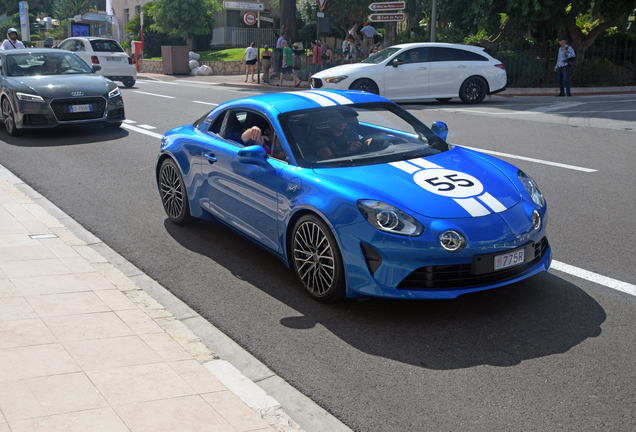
[163,218,605,371]
[0,125,128,147]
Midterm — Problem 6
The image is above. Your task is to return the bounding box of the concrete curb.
[0,164,353,432]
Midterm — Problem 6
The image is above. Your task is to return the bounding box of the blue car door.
[199,109,282,253]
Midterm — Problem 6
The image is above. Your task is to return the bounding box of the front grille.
[23,114,47,125]
[108,108,125,119]
[311,78,323,89]
[50,97,106,121]
[397,237,549,290]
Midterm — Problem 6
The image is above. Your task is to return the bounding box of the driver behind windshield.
[43,56,65,74]
[313,108,372,158]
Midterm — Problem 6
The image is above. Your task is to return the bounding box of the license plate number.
[107,57,122,62]
[69,104,92,113]
[494,248,525,270]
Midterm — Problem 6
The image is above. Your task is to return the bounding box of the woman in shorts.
[241,42,258,83]
[292,44,302,87]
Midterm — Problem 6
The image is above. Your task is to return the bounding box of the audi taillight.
[91,55,99,64]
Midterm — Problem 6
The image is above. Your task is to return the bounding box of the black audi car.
[0,48,125,136]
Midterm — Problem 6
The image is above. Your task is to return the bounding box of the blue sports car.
[156,90,551,302]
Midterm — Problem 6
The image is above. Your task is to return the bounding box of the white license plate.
[69,104,92,113]
[107,57,122,62]
[494,248,525,271]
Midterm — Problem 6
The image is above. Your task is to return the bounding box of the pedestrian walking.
[360,21,377,55]
[307,40,322,85]
[279,40,300,87]
[554,36,576,97]
[240,42,258,82]
[343,35,355,63]
[276,32,287,49]
[1,28,25,50]
[261,45,272,84]
[291,43,302,86]
[322,43,333,68]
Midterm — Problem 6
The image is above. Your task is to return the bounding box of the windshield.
[4,52,92,77]
[361,47,400,64]
[280,103,449,168]
[90,40,124,52]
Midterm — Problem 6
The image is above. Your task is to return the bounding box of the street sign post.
[260,16,273,22]
[244,12,256,25]
[368,13,405,22]
[222,1,264,10]
[19,1,30,42]
[368,2,405,11]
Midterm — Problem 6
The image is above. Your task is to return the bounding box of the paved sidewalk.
[137,71,636,96]
[0,168,302,432]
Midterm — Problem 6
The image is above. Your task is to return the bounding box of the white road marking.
[193,101,219,106]
[133,90,175,99]
[527,102,586,112]
[137,124,157,130]
[122,119,136,124]
[551,260,636,297]
[121,123,164,139]
[458,145,598,173]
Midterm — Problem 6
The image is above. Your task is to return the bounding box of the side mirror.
[431,121,449,141]
[238,145,268,165]
[92,64,101,73]
[392,58,403,68]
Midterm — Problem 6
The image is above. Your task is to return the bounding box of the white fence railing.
[211,27,276,47]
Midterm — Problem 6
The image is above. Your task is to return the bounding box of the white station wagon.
[57,37,136,88]
[310,42,507,104]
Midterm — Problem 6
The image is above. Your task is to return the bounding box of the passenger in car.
[241,125,286,160]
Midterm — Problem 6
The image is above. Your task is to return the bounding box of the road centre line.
[457,145,597,172]
[551,260,636,297]
[133,90,175,99]
[193,101,219,106]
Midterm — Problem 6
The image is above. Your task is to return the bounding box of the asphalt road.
[1,81,636,431]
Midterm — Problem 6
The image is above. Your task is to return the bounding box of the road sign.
[368,13,405,22]
[318,0,327,12]
[317,12,324,18]
[244,12,257,25]
[369,2,405,11]
[223,1,264,11]
[260,16,273,22]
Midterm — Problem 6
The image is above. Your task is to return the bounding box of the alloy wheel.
[2,99,15,135]
[160,163,185,220]
[293,221,336,298]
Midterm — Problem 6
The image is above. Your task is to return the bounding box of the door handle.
[205,153,217,164]
[418,67,427,70]
[457,65,467,69]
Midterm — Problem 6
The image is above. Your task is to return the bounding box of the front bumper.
[15,94,125,129]
[335,203,551,299]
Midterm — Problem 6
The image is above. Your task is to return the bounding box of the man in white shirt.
[1,28,25,50]
[360,21,377,54]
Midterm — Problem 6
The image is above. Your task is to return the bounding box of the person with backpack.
[1,28,25,50]
[554,36,576,97]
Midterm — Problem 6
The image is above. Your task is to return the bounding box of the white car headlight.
[16,92,44,102]
[325,76,348,84]
[518,170,545,207]
[108,87,121,98]
[357,199,424,236]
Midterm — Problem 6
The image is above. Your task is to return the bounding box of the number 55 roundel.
[414,169,484,198]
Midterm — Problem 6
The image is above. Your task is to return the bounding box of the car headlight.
[325,76,348,84]
[518,170,545,207]
[16,92,44,102]
[357,200,424,236]
[108,87,121,98]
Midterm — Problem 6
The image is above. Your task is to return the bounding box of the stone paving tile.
[87,362,197,406]
[0,258,71,279]
[64,335,163,371]
[168,359,227,394]
[75,271,119,291]
[114,395,237,432]
[10,274,90,296]
[116,308,163,334]
[43,311,135,342]
[0,344,81,381]
[9,407,130,432]
[0,279,20,298]
[0,318,57,349]
[94,289,137,311]
[39,238,82,259]
[0,297,38,321]
[140,332,192,362]
[25,292,110,317]
[203,390,274,432]
[0,234,34,247]
[0,372,108,421]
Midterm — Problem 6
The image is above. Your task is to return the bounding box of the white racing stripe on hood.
[307,90,353,105]
[389,161,420,174]
[478,192,507,213]
[453,198,491,217]
[410,158,442,169]
[295,91,336,106]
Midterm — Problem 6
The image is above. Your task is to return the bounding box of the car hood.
[313,62,377,78]
[8,75,112,98]
[313,147,522,219]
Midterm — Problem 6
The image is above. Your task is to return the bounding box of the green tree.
[298,0,369,35]
[54,0,90,20]
[148,0,220,49]
[0,0,55,16]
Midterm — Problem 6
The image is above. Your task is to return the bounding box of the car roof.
[391,42,489,53]
[1,48,73,55]
[214,90,389,116]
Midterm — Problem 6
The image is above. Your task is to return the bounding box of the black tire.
[291,215,346,302]
[158,158,196,225]
[459,76,488,104]
[436,98,452,103]
[2,98,19,136]
[349,78,379,95]
[123,78,135,88]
